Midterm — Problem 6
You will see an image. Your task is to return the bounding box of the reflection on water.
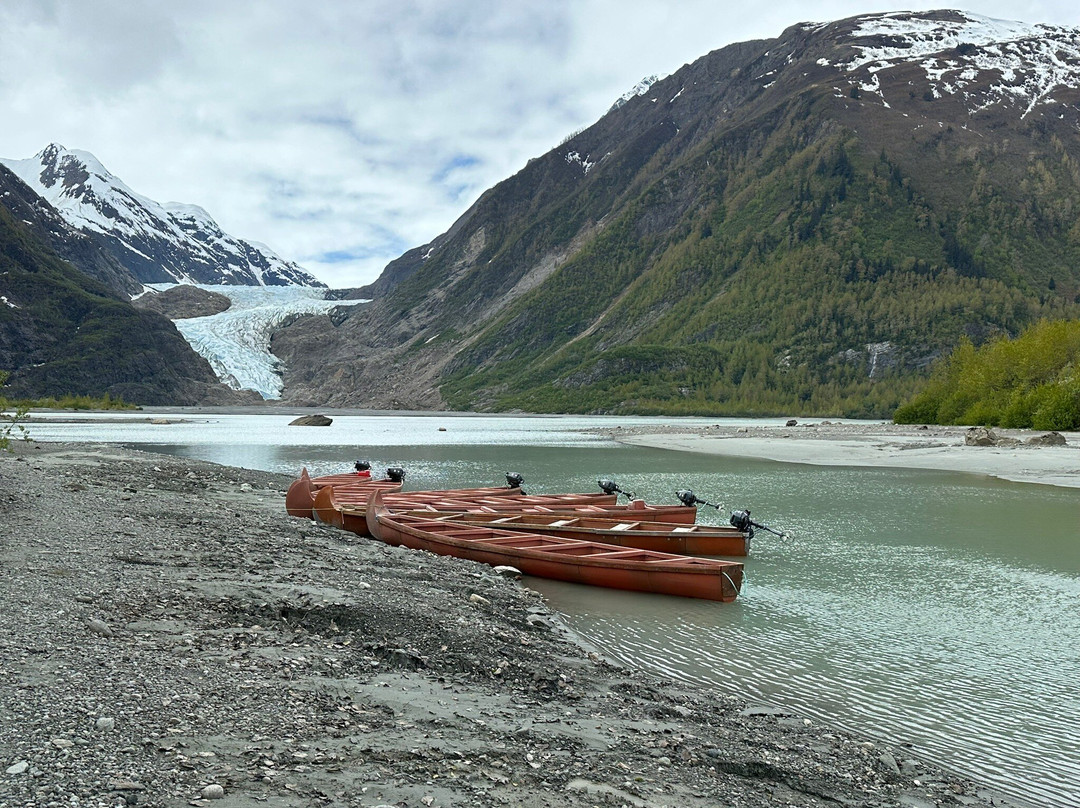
[23,413,1080,807]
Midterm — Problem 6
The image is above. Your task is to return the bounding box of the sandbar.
[614,421,1080,488]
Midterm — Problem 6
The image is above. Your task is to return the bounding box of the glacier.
[149,284,366,399]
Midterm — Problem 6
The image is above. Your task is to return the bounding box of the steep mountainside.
[0,163,142,296]
[1,145,323,294]
[0,166,259,405]
[274,10,1080,416]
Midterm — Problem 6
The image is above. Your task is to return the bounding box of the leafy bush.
[893,320,1080,428]
[0,371,29,451]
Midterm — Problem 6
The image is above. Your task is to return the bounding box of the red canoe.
[286,468,404,519]
[309,483,560,529]
[365,492,743,602]
[393,510,751,556]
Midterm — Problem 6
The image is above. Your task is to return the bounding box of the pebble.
[85,618,115,637]
[201,784,225,799]
[6,761,29,775]
[469,593,491,606]
[95,717,116,732]
[879,750,902,776]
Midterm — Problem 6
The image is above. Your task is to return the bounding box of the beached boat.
[365,492,744,601]
[392,510,751,556]
[410,499,700,524]
[286,468,404,519]
[315,486,619,531]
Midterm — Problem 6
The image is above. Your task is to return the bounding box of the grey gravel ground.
[0,441,1022,808]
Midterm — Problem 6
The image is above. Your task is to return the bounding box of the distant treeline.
[894,319,1080,430]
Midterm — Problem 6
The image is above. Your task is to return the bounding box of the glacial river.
[21,411,1080,807]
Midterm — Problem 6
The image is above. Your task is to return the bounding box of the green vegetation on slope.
[440,126,1080,417]
[0,201,220,405]
[894,319,1080,430]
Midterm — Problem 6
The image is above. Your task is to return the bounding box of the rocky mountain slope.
[1,144,323,294]
[0,164,258,405]
[274,10,1080,416]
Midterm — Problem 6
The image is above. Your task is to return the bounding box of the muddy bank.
[0,441,1019,807]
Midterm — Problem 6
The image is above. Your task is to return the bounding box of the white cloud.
[1,0,1078,288]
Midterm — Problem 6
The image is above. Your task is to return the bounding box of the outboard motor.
[505,471,526,490]
[354,459,371,473]
[386,467,406,483]
[729,508,788,539]
[675,489,722,510]
[729,509,754,533]
[598,479,636,500]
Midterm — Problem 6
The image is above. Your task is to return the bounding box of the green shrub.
[893,319,1080,427]
[1,371,29,452]
[893,395,939,424]
[1031,381,1080,431]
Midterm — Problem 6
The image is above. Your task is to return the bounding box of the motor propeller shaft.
[675,489,722,510]
[597,478,637,500]
[729,508,788,538]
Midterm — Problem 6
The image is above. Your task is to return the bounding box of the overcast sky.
[1,1,1078,288]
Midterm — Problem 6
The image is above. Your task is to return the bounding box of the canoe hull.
[405,513,750,556]
[365,495,743,602]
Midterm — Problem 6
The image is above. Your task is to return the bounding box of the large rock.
[289,414,333,426]
[1027,431,1068,446]
[132,285,231,319]
[964,427,1019,447]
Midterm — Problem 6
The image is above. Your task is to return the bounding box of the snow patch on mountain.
[0,145,323,287]
[153,284,366,399]
[609,75,665,112]
[834,11,1080,118]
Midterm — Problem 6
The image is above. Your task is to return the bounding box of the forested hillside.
[275,11,1080,416]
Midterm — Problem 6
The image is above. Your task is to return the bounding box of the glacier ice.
[151,284,366,399]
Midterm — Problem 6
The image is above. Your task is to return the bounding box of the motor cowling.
[676,489,699,507]
[505,471,525,489]
[386,467,406,483]
[729,509,753,532]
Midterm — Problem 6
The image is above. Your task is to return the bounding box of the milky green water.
[24,413,1080,807]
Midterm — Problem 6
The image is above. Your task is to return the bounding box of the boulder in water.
[964,427,1019,447]
[1027,431,1067,446]
[289,414,333,427]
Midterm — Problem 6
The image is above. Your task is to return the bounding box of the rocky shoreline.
[1,441,1020,808]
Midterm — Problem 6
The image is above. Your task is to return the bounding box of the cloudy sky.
[1,1,1078,288]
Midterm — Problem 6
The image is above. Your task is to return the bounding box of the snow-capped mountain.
[270,9,1080,415]
[0,144,323,288]
[814,11,1080,118]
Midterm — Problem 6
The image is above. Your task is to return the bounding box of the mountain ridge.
[0,164,260,405]
[1,144,323,294]
[272,9,1080,414]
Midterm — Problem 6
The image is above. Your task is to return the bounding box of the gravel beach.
[1,440,1021,808]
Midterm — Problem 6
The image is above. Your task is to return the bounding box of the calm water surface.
[24,412,1080,807]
